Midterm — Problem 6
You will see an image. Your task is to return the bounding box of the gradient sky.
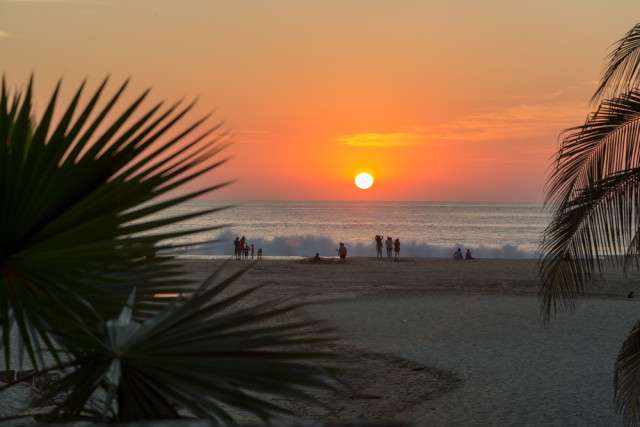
[1,1,639,201]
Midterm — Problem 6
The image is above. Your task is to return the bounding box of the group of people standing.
[233,236,262,260]
[375,235,401,261]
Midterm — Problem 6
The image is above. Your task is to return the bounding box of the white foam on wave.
[161,230,537,259]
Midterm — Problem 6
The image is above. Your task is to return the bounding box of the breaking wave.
[162,230,537,259]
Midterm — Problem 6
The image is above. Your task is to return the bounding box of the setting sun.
[355,173,374,189]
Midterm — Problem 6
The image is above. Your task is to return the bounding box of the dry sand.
[3,257,640,425]
[181,257,640,425]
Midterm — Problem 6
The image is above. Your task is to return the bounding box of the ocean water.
[148,201,549,259]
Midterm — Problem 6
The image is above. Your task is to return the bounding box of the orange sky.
[1,1,638,201]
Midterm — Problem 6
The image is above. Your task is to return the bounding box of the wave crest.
[162,230,536,259]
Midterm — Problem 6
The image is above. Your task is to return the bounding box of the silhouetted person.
[244,244,249,259]
[466,249,474,259]
[337,242,347,263]
[385,237,393,259]
[234,237,240,260]
[394,238,400,260]
[375,235,383,259]
[251,244,255,259]
[454,248,463,260]
[313,253,321,261]
[257,248,263,259]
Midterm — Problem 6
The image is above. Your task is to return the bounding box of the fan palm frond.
[0,77,232,371]
[32,266,335,423]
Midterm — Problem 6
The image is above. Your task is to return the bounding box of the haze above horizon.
[2,0,638,202]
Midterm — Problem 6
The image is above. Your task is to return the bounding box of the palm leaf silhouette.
[32,267,335,423]
[0,77,234,371]
[0,76,336,423]
[540,90,640,320]
[541,22,640,425]
[593,24,640,104]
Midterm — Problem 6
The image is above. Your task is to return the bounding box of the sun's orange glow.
[5,2,633,201]
[355,173,374,189]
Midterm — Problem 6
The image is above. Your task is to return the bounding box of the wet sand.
[184,256,637,303]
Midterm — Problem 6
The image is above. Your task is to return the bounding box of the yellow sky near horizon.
[1,0,638,201]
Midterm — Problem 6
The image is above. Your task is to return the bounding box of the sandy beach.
[183,256,637,303]
[3,257,639,425]
[180,257,640,425]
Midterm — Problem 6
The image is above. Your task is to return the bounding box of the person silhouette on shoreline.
[337,242,347,263]
[251,244,255,259]
[375,235,383,259]
[313,253,321,261]
[454,248,463,260]
[385,237,393,259]
[257,248,263,260]
[233,237,240,260]
[394,238,400,261]
[466,249,474,259]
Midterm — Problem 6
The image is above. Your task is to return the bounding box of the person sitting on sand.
[313,253,321,261]
[375,235,383,259]
[394,238,400,261]
[386,237,393,259]
[257,248,263,259]
[454,248,463,260]
[336,242,347,263]
[466,249,474,259]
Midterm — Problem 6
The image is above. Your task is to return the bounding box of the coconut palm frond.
[546,89,640,207]
[542,22,640,425]
[34,268,336,423]
[0,77,231,371]
[540,167,640,321]
[593,24,640,105]
[541,90,640,322]
[615,320,640,425]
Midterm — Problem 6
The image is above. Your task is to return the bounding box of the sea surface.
[149,200,549,259]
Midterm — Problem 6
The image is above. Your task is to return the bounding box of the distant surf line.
[161,230,537,259]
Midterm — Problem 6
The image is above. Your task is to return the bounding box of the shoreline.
[171,254,540,261]
[180,257,640,303]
